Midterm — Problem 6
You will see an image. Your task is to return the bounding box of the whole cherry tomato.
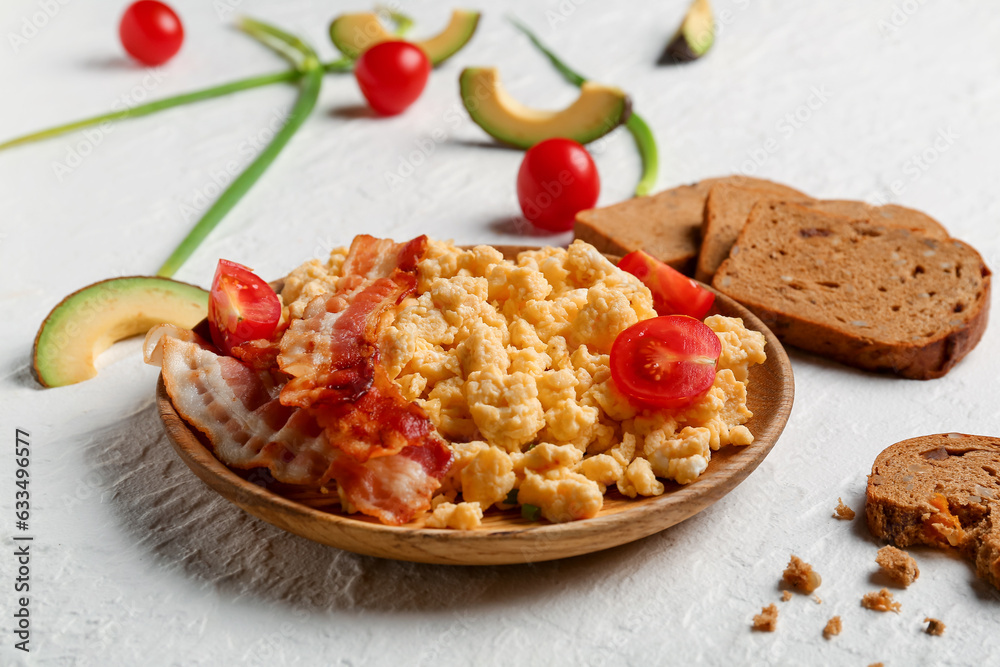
[354,41,431,116]
[618,250,715,318]
[610,315,722,410]
[517,138,600,232]
[119,0,184,66]
[208,259,281,356]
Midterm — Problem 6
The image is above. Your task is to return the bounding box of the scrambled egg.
[282,240,767,529]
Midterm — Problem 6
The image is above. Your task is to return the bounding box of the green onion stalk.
[156,17,323,277]
[508,17,659,197]
[0,14,415,153]
[1,14,412,277]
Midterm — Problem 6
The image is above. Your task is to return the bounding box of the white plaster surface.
[1,1,999,665]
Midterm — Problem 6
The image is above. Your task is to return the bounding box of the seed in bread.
[834,497,856,520]
[866,433,1000,590]
[573,175,800,276]
[875,545,919,587]
[752,603,778,632]
[712,201,991,379]
[695,182,809,282]
[861,588,901,612]
[782,555,822,594]
[924,617,946,636]
[822,616,842,640]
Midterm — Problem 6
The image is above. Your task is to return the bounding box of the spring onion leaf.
[156,18,323,277]
[521,504,542,522]
[508,16,660,197]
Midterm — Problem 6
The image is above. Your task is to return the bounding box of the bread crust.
[712,202,991,380]
[866,433,1000,589]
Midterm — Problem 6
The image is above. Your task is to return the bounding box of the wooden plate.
[156,245,794,565]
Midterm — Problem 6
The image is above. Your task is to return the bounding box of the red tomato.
[119,1,184,66]
[618,250,715,318]
[208,259,281,356]
[517,138,599,232]
[610,315,721,410]
[354,41,431,116]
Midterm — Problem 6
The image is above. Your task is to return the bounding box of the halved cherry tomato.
[517,138,600,232]
[208,259,281,356]
[610,315,721,410]
[354,41,431,116]
[119,1,184,66]
[618,250,715,318]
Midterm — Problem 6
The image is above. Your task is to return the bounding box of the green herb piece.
[157,18,323,277]
[509,16,659,197]
[503,489,519,505]
[624,114,659,196]
[521,503,541,522]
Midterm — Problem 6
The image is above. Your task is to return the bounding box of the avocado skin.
[32,276,208,388]
[659,0,715,64]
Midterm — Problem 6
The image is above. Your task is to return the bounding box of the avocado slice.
[662,0,714,63]
[329,9,480,66]
[32,276,208,387]
[459,67,630,149]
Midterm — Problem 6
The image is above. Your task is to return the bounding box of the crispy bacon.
[145,234,451,526]
[315,364,437,462]
[278,274,415,407]
[146,324,449,525]
[232,338,282,371]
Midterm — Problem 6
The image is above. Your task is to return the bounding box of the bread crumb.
[781,590,792,602]
[783,555,822,594]
[861,588,901,612]
[834,497,856,520]
[876,545,920,587]
[822,615,842,640]
[868,663,884,667]
[812,594,823,604]
[752,604,778,632]
[924,617,946,636]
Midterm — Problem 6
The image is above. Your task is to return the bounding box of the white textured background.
[2,1,999,665]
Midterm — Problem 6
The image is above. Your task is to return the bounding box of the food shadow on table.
[84,402,708,614]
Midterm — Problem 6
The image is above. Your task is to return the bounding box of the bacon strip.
[278,274,415,408]
[147,325,449,525]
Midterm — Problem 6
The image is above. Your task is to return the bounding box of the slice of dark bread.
[695,189,949,283]
[695,182,808,282]
[573,175,799,276]
[803,200,949,239]
[712,201,991,379]
[867,433,1000,589]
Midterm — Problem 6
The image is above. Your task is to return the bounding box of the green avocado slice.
[663,0,715,63]
[459,67,631,149]
[329,9,480,66]
[32,276,208,388]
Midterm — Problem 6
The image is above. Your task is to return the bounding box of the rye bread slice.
[695,188,949,283]
[573,175,799,276]
[803,200,949,239]
[867,433,1000,589]
[712,201,991,379]
[695,182,808,283]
